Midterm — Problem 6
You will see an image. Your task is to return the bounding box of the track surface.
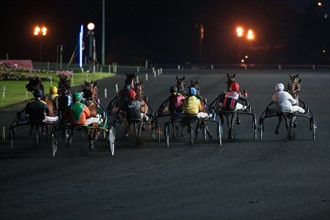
[0,69,329,220]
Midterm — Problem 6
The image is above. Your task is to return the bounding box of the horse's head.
[26,76,44,93]
[83,81,98,101]
[58,76,71,96]
[288,74,301,98]
[176,76,186,93]
[226,73,236,91]
[190,80,200,95]
[125,73,136,89]
[134,81,144,96]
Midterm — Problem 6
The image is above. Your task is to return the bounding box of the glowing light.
[200,25,204,40]
[317,2,323,7]
[247,29,255,40]
[41,27,47,36]
[34,26,47,36]
[236,27,244,37]
[245,55,249,59]
[87,22,95,31]
[322,49,326,53]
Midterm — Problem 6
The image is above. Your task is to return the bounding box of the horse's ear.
[227,73,229,77]
[94,81,97,86]
[233,74,236,77]
[196,80,198,84]
[140,80,143,84]
[289,74,293,78]
[183,76,185,80]
[176,76,179,80]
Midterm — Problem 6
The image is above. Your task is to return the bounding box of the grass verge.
[0,72,115,108]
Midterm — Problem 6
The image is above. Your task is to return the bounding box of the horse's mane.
[26,76,44,93]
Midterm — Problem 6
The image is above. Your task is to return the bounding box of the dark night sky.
[0,0,329,65]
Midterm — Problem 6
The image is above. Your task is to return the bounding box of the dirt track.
[0,69,329,220]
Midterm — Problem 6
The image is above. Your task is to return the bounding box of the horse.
[274,74,302,133]
[134,81,149,117]
[187,80,213,139]
[82,81,99,117]
[26,76,44,94]
[225,73,236,91]
[218,73,250,138]
[176,76,186,94]
[115,73,136,111]
[57,76,72,119]
[287,74,301,102]
[82,81,101,141]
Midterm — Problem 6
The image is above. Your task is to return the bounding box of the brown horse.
[115,73,136,111]
[82,81,99,117]
[287,74,301,102]
[82,81,101,142]
[274,74,302,132]
[134,81,149,116]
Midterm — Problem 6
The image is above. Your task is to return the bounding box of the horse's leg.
[293,97,299,127]
[236,115,241,124]
[275,116,282,134]
[125,122,130,137]
[229,113,236,139]
[195,120,200,141]
[202,120,213,139]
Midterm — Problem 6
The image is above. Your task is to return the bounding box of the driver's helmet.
[49,86,58,95]
[170,86,178,94]
[33,89,43,98]
[127,89,136,100]
[275,83,284,91]
[188,87,197,96]
[73,92,82,101]
[230,83,240,91]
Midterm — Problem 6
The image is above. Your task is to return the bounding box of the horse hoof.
[293,122,297,128]
[236,120,241,125]
[275,130,279,134]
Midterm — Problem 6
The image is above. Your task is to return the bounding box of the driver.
[25,89,49,123]
[272,83,305,114]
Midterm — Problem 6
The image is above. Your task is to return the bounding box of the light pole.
[196,23,204,64]
[87,23,95,72]
[34,26,47,61]
[236,26,255,64]
[236,26,243,63]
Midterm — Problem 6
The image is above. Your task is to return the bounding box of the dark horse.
[176,76,186,94]
[218,73,248,138]
[25,76,56,116]
[26,76,44,94]
[188,80,213,139]
[57,76,72,119]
